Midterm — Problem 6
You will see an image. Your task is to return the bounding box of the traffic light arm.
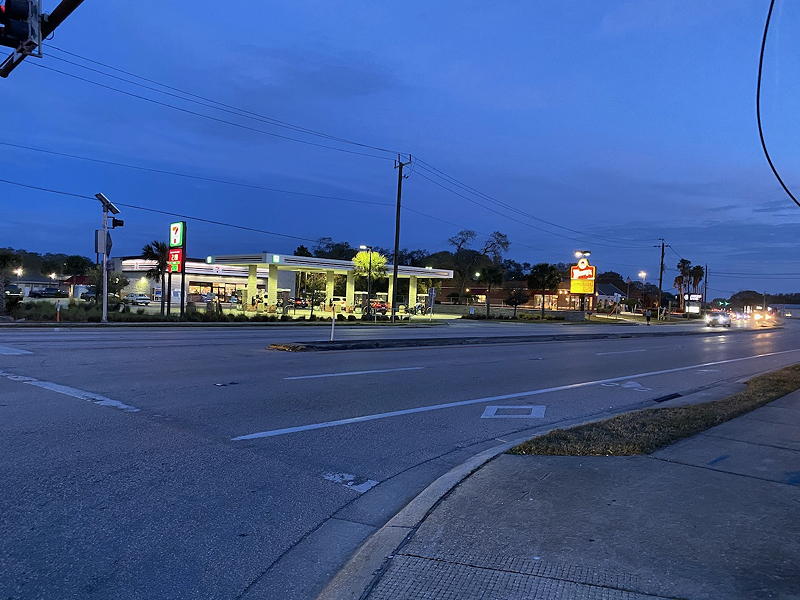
[0,0,84,78]
[41,0,84,38]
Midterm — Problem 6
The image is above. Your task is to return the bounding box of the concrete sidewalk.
[363,393,800,599]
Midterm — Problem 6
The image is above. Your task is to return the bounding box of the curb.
[314,402,666,600]
[272,326,782,352]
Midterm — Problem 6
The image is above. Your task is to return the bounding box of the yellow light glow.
[49,273,57,279]
[14,268,23,277]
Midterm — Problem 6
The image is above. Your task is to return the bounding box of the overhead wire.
[34,47,659,251]
[26,62,395,162]
[0,177,323,244]
[756,0,800,208]
[413,157,654,248]
[0,141,392,208]
[44,44,401,155]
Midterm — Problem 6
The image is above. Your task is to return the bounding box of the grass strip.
[509,363,800,456]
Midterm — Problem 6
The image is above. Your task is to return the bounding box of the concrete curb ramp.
[315,380,783,600]
[271,326,781,352]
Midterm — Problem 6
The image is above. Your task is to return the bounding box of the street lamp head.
[95,192,120,215]
[359,245,368,250]
[638,271,647,279]
[50,272,57,279]
[574,250,591,259]
[474,271,481,278]
[14,267,23,277]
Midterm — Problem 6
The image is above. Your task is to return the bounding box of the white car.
[124,293,151,306]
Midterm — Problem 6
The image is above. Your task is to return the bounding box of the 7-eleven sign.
[168,248,184,273]
[169,222,186,248]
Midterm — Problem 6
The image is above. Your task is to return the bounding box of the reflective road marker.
[232,348,800,441]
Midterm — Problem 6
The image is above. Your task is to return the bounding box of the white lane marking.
[231,348,800,440]
[322,472,379,494]
[0,370,140,412]
[0,345,32,355]
[481,405,546,419]
[284,366,424,380]
[596,349,646,356]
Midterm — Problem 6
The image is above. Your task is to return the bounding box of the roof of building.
[208,253,453,279]
[597,283,626,297]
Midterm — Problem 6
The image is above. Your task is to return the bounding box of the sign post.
[570,258,596,312]
[168,222,187,317]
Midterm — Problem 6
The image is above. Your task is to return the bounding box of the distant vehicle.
[289,297,308,309]
[704,311,731,327]
[30,287,67,298]
[123,293,151,306]
[228,295,240,304]
[3,284,22,300]
[751,311,774,327]
[200,293,216,303]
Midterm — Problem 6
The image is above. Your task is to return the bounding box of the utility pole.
[704,264,708,312]
[390,154,411,321]
[656,238,667,319]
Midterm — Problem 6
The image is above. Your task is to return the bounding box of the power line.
[33,46,661,253]
[26,62,395,162]
[0,141,392,208]
[756,0,800,208]
[44,44,401,156]
[413,169,647,250]
[0,177,323,244]
[413,157,653,248]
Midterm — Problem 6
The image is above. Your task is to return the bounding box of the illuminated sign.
[569,258,596,294]
[169,222,186,248]
[168,248,184,273]
[168,221,186,273]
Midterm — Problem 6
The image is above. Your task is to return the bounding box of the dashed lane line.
[0,370,140,412]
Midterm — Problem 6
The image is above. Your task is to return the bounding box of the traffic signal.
[0,0,41,52]
[111,218,124,229]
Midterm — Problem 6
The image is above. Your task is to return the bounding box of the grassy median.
[509,363,800,456]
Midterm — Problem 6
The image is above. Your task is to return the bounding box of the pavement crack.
[701,432,800,453]
[395,552,686,599]
[646,455,799,487]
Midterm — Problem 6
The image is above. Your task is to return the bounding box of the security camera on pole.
[94,193,123,324]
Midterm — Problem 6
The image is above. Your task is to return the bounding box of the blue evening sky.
[2,0,800,295]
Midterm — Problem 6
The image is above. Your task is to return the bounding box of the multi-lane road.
[2,320,798,599]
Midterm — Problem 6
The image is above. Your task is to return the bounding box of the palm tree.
[0,250,22,315]
[689,265,705,294]
[142,241,169,316]
[528,263,561,320]
[675,259,692,310]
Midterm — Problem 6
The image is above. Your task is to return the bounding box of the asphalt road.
[2,320,798,600]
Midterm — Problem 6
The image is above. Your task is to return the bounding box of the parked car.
[370,300,388,315]
[3,284,22,300]
[123,293,152,306]
[288,297,309,309]
[704,311,731,327]
[30,287,68,298]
